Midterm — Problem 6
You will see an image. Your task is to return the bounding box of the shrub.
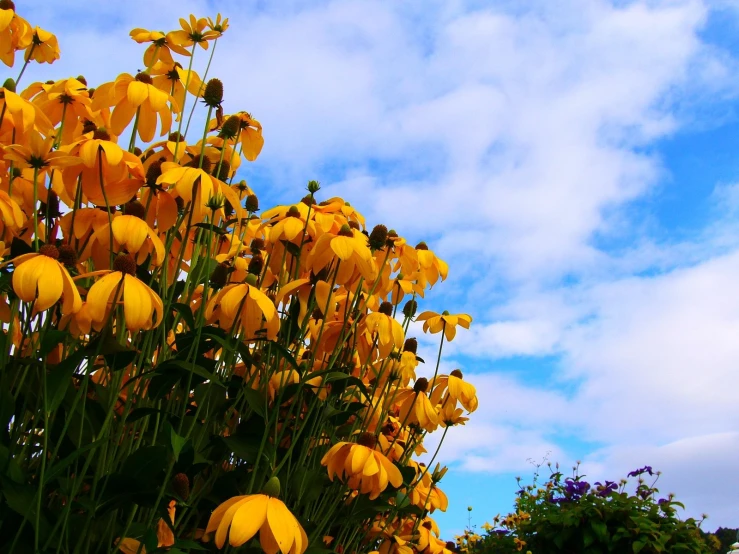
[461,463,715,554]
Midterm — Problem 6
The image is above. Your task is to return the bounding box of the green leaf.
[170,427,189,461]
[44,440,102,484]
[39,329,68,358]
[171,302,196,330]
[243,388,266,418]
[633,539,647,553]
[120,445,169,485]
[47,347,86,412]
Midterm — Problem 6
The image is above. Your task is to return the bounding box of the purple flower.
[627,465,654,478]
[594,481,618,497]
[563,478,590,499]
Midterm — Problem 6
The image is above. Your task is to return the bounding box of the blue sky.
[21,0,739,537]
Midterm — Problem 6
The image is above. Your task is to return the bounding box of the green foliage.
[464,464,717,554]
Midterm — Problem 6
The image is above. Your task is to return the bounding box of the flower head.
[11,244,82,314]
[415,310,472,341]
[205,492,308,554]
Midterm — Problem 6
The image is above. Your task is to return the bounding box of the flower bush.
[0,5,477,554]
[460,463,716,554]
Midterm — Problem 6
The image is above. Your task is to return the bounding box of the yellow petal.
[127,80,148,107]
[122,275,153,331]
[214,497,252,549]
[86,271,121,323]
[330,236,354,261]
[229,495,268,547]
[266,498,295,554]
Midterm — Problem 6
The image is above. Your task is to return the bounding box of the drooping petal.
[86,271,122,323]
[266,498,295,554]
[122,274,153,331]
[229,495,268,547]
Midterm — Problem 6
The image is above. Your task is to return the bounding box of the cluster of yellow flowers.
[0,5,478,554]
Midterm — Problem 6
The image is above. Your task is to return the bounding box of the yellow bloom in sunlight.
[168,15,220,51]
[25,27,60,64]
[320,433,403,500]
[150,60,203,111]
[205,278,278,339]
[92,73,175,142]
[11,244,82,314]
[235,111,264,161]
[205,492,308,553]
[415,310,472,341]
[393,378,439,432]
[206,14,229,36]
[86,253,164,332]
[3,129,78,170]
[0,3,32,67]
[24,77,93,144]
[430,369,478,413]
[0,189,25,238]
[129,28,191,67]
[363,301,405,355]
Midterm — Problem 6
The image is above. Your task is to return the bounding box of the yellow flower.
[89,214,165,267]
[205,493,308,553]
[206,14,229,36]
[0,3,32,67]
[205,278,278,339]
[415,310,472,341]
[363,301,405,355]
[149,60,202,112]
[430,369,478,413]
[25,77,93,144]
[1,86,52,136]
[168,15,220,51]
[92,73,175,142]
[235,111,264,161]
[320,433,403,500]
[11,244,82,314]
[86,254,164,331]
[393,378,439,432]
[24,27,60,64]
[3,129,78,170]
[0,189,24,238]
[129,28,191,67]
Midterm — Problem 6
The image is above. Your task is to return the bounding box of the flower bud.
[357,432,377,448]
[247,254,264,276]
[124,199,146,220]
[203,78,224,108]
[261,476,281,497]
[378,301,393,316]
[245,194,259,213]
[209,262,229,289]
[402,299,418,318]
[307,180,321,194]
[413,377,429,393]
[172,473,190,500]
[93,128,111,141]
[39,244,59,259]
[403,338,417,354]
[113,253,137,276]
[219,115,240,139]
[57,245,78,267]
[134,72,153,84]
[368,224,388,250]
